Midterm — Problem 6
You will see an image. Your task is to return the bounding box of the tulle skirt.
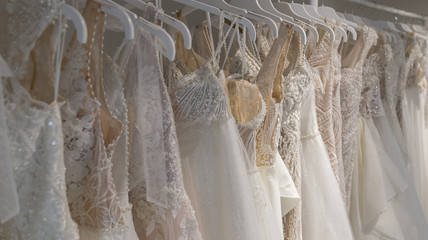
[374,115,428,240]
[258,152,300,239]
[350,116,407,240]
[176,117,278,240]
[403,87,428,220]
[300,132,354,240]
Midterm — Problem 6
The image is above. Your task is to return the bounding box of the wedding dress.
[380,33,410,165]
[253,25,306,240]
[0,55,19,225]
[103,44,139,240]
[60,1,132,238]
[401,38,428,220]
[119,4,202,240]
[302,29,355,240]
[308,20,345,194]
[375,32,428,240]
[278,30,310,240]
[0,0,79,238]
[227,32,289,240]
[253,27,301,224]
[350,36,409,240]
[340,25,378,211]
[167,15,262,240]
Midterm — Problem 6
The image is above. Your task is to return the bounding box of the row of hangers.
[57,0,427,63]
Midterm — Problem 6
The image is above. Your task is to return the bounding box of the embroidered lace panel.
[60,0,126,234]
[340,25,378,211]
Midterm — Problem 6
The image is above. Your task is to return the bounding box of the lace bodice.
[340,25,378,211]
[255,24,292,167]
[60,0,127,235]
[279,30,312,240]
[123,4,201,239]
[308,21,345,189]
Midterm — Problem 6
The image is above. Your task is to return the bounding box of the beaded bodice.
[169,64,231,125]
[360,34,390,119]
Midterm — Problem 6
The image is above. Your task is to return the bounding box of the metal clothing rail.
[345,0,425,20]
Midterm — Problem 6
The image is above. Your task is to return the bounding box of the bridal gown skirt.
[258,152,299,239]
[176,117,264,240]
[300,133,354,240]
[403,86,428,220]
[350,116,409,240]
[374,115,428,240]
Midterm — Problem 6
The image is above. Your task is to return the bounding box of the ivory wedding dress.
[60,1,132,238]
[375,32,428,240]
[350,36,409,239]
[309,20,345,194]
[252,27,301,236]
[302,29,355,240]
[340,25,378,211]
[119,4,202,240]
[103,49,139,240]
[0,0,79,238]
[167,15,263,240]
[401,38,428,220]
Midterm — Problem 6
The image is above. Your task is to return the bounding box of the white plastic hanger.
[59,4,87,43]
[257,0,307,44]
[95,0,135,39]
[135,16,176,60]
[317,3,357,40]
[397,16,413,33]
[197,0,247,16]
[230,0,307,44]
[55,4,88,101]
[174,0,257,41]
[123,0,192,49]
[290,2,337,41]
[245,11,279,38]
[273,1,319,42]
[225,0,279,38]
[100,1,175,60]
[318,5,358,27]
[175,0,221,16]
[223,14,257,41]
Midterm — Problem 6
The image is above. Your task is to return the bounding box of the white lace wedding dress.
[302,28,355,240]
[375,32,428,240]
[400,38,428,220]
[167,15,265,240]
[227,33,291,240]
[120,4,202,240]
[340,25,379,211]
[0,0,79,238]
